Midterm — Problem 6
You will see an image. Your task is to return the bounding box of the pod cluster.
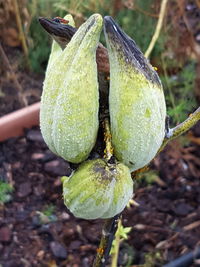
[40,14,166,219]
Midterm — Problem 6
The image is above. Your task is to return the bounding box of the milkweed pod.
[104,16,166,171]
[62,159,133,219]
[40,14,103,163]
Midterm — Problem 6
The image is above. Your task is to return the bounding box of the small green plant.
[110,219,132,267]
[135,170,160,188]
[0,181,13,204]
[144,251,163,267]
[42,204,55,217]
[36,204,57,224]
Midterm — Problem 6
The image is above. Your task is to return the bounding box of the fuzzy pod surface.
[40,14,103,163]
[62,159,133,219]
[104,16,166,171]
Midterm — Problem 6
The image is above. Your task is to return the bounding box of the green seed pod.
[104,16,166,171]
[40,14,103,163]
[62,159,133,219]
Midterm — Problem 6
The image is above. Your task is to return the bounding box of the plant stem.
[0,43,27,107]
[92,118,120,267]
[93,215,120,267]
[13,0,29,65]
[145,0,168,58]
[159,106,200,151]
[111,218,122,267]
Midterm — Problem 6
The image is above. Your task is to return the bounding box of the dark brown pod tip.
[104,16,161,85]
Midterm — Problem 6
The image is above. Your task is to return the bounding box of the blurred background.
[0,1,200,267]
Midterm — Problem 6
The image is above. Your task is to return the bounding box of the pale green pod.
[62,159,133,219]
[40,14,103,163]
[104,16,166,171]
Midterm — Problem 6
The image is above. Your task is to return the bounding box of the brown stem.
[0,43,27,106]
[92,215,120,267]
[13,0,29,64]
[112,0,123,17]
[177,0,199,58]
[134,5,159,18]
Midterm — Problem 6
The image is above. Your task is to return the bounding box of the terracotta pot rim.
[0,102,40,142]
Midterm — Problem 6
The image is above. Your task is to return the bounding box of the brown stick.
[0,43,27,106]
[13,0,29,63]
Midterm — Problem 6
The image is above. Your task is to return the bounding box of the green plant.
[42,204,55,217]
[110,219,132,267]
[161,60,197,125]
[136,170,160,188]
[144,251,163,267]
[115,0,166,56]
[28,18,51,72]
[0,181,13,204]
[36,204,57,224]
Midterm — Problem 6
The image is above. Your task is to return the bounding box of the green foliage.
[115,0,165,55]
[143,251,163,267]
[0,181,13,204]
[28,18,51,73]
[110,224,132,254]
[42,204,55,217]
[53,0,110,18]
[161,60,197,125]
[135,170,160,188]
[36,204,57,224]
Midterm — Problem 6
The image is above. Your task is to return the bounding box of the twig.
[0,43,27,107]
[134,5,159,18]
[144,0,168,58]
[159,107,200,152]
[177,0,200,59]
[92,215,120,267]
[13,0,29,64]
[195,0,200,8]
